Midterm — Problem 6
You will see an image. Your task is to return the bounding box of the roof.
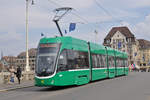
[17,48,37,57]
[1,56,17,62]
[138,39,150,49]
[105,26,135,39]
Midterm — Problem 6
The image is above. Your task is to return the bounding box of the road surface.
[0,72,150,100]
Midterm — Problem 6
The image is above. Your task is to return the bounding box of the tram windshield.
[36,43,60,77]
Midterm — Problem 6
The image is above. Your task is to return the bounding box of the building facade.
[103,26,136,64]
[17,48,37,71]
[0,62,3,72]
[136,39,150,67]
[0,56,17,72]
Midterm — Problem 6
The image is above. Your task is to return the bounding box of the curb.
[0,85,34,92]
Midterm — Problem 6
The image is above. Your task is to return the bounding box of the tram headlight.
[51,80,54,84]
[41,80,44,84]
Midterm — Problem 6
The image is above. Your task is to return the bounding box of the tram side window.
[92,54,98,68]
[98,54,106,68]
[112,56,115,67]
[74,51,89,69]
[57,50,68,71]
[58,49,89,71]
[66,50,75,69]
[108,56,115,67]
[116,58,121,67]
[97,55,101,68]
[92,54,106,68]
[121,59,124,67]
[116,58,124,67]
[67,50,89,69]
[124,59,128,67]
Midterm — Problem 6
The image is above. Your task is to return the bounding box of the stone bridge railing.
[0,71,34,84]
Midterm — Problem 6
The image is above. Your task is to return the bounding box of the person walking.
[15,66,22,84]
[7,66,15,84]
[9,66,15,83]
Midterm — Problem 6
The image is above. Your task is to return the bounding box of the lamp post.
[25,0,30,72]
[25,0,34,72]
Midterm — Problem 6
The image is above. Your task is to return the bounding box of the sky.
[1,0,150,56]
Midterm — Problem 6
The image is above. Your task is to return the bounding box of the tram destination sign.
[40,43,58,48]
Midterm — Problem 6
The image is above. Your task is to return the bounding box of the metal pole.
[53,20,63,37]
[25,0,30,71]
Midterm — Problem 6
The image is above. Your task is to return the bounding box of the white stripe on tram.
[68,69,90,71]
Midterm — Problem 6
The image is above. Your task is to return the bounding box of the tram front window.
[36,43,60,77]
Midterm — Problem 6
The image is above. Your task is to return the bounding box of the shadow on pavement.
[37,85,78,92]
[16,75,129,92]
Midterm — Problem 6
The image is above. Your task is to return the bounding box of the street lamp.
[25,0,34,72]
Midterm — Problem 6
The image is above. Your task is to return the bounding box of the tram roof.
[39,36,127,58]
[39,36,88,52]
[40,36,87,44]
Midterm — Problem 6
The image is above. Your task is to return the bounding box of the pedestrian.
[14,66,22,84]
[7,66,15,83]
[9,66,15,83]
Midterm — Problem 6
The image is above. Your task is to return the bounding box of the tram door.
[105,47,109,78]
[114,50,117,76]
[88,42,92,81]
[124,59,126,75]
[123,54,126,75]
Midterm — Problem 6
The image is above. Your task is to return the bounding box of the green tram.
[35,36,128,86]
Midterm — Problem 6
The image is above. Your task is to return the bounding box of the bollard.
[22,71,34,81]
[0,73,3,84]
[3,75,9,84]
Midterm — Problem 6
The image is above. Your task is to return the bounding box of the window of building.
[123,45,125,48]
[107,40,110,44]
[130,56,132,59]
[113,39,115,43]
[143,63,146,66]
[113,45,115,49]
[140,64,142,66]
[126,38,128,42]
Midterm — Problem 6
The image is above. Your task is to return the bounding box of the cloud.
[99,0,150,8]
[120,21,130,26]
[132,14,150,40]
[0,3,56,32]
[0,31,25,56]
[49,0,94,9]
[0,5,24,32]
[1,0,150,56]
[126,0,150,8]
[29,10,56,29]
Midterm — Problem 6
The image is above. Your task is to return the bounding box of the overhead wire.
[47,0,62,8]
[94,0,123,24]
[47,0,91,24]
[47,0,106,36]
